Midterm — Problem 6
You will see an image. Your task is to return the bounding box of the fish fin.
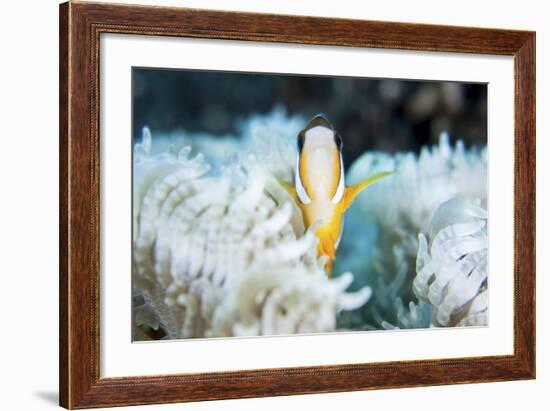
[278,178,298,203]
[341,171,394,211]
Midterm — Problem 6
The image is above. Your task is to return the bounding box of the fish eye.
[334,133,343,149]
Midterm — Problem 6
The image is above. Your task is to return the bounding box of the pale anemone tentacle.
[413,197,488,327]
[133,127,371,339]
[380,299,430,330]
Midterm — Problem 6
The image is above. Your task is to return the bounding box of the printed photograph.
[132,68,488,341]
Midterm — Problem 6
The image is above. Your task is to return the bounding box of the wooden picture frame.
[59,1,535,408]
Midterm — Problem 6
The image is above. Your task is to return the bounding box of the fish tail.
[341,171,394,211]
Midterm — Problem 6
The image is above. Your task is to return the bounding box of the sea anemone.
[133,109,488,338]
[414,198,488,327]
[337,133,487,329]
[347,132,486,256]
[133,125,371,340]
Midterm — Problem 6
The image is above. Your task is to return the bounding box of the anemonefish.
[282,114,392,276]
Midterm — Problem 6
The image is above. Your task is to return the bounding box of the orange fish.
[282,114,392,276]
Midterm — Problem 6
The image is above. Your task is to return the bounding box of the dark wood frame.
[59,1,536,409]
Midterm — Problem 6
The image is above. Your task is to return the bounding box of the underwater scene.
[132,68,488,341]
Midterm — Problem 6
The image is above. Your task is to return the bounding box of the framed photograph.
[59,1,535,408]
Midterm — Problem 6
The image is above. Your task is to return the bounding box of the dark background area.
[133,68,487,166]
